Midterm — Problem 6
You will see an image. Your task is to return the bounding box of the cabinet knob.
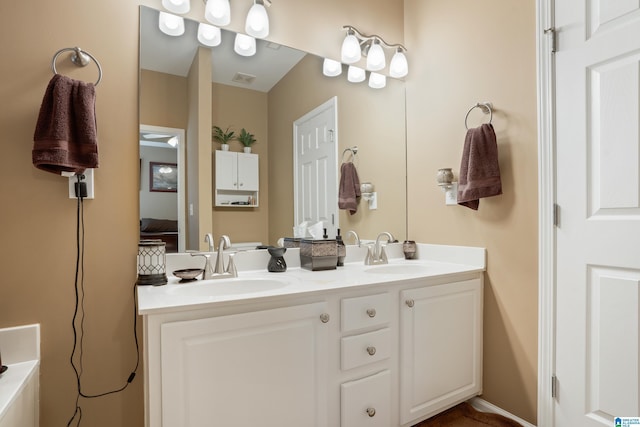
[319,313,330,323]
[240,182,244,187]
[366,308,376,318]
[366,346,376,356]
[366,407,376,417]
[405,299,415,308]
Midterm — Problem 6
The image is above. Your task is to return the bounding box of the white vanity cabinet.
[154,302,329,427]
[140,265,485,427]
[214,150,259,206]
[399,278,483,425]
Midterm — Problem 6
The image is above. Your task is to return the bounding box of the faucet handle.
[379,245,388,264]
[226,253,238,277]
[364,244,374,265]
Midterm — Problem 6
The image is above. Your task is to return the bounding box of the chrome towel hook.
[464,102,493,129]
[51,46,103,86]
[342,146,358,163]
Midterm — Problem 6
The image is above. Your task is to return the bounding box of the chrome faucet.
[191,234,237,279]
[365,232,395,265]
[345,230,361,247]
[204,233,214,252]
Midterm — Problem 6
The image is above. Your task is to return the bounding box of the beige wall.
[1,0,539,425]
[212,83,269,245]
[404,0,538,423]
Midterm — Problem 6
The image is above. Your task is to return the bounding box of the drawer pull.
[366,407,376,417]
[320,313,330,323]
[405,299,415,308]
[366,346,376,356]
[366,308,376,318]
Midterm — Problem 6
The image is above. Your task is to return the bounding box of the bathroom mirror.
[139,6,407,251]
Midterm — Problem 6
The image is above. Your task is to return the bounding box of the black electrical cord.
[67,176,140,426]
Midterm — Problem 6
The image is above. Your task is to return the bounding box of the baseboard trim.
[469,397,537,427]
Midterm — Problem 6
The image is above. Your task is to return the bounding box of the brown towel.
[457,123,502,210]
[32,74,99,174]
[338,162,361,214]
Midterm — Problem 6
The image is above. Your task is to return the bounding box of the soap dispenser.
[336,228,346,267]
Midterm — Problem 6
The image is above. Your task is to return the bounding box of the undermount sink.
[167,277,292,297]
[364,264,430,275]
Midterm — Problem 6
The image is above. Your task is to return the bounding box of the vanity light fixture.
[366,39,385,71]
[234,33,257,56]
[162,0,191,14]
[389,47,409,78]
[341,28,362,64]
[204,0,231,26]
[347,66,365,83]
[322,58,342,77]
[197,22,222,46]
[245,0,270,39]
[368,72,386,89]
[340,25,408,77]
[158,12,186,36]
[167,137,179,147]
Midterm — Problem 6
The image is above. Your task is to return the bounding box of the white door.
[237,152,259,191]
[555,2,640,425]
[294,97,338,238]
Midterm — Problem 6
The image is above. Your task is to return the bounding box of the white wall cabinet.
[214,150,259,206]
[142,275,483,427]
[399,278,483,424]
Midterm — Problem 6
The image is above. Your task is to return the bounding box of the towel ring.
[51,47,103,86]
[342,146,358,162]
[464,102,493,130]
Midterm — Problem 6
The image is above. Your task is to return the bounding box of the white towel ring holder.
[51,47,103,86]
[464,102,493,130]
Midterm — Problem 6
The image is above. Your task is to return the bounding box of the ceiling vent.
[232,72,257,85]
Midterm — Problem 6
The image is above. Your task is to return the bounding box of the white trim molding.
[536,0,555,425]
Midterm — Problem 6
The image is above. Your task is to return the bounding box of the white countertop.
[137,243,486,315]
[0,324,40,423]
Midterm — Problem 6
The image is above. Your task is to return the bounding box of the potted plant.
[236,128,257,153]
[212,125,235,151]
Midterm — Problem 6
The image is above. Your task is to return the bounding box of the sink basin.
[364,264,430,275]
[167,277,292,297]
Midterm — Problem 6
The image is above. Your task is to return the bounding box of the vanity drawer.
[341,328,391,371]
[341,370,391,427]
[341,293,390,332]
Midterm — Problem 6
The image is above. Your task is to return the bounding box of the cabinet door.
[215,150,237,190]
[341,370,391,427]
[399,279,483,425]
[237,152,259,191]
[160,302,329,427]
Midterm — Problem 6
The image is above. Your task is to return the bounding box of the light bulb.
[234,33,257,56]
[366,40,386,71]
[322,58,342,77]
[245,2,269,39]
[389,49,408,78]
[347,66,365,83]
[198,22,221,47]
[162,0,190,14]
[167,137,179,147]
[368,72,386,89]
[158,12,185,36]
[205,0,231,26]
[341,32,362,64]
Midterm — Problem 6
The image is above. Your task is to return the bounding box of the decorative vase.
[436,168,454,186]
[221,144,230,151]
[267,247,287,272]
[243,146,252,153]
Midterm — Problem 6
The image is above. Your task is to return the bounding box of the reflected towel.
[338,162,361,215]
[32,74,99,175]
[457,123,502,210]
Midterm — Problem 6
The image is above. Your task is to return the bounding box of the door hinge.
[553,203,560,227]
[544,27,557,53]
[328,129,334,142]
[551,375,557,398]
[331,213,335,225]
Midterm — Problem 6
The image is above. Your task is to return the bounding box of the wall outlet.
[445,182,458,205]
[68,169,95,199]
